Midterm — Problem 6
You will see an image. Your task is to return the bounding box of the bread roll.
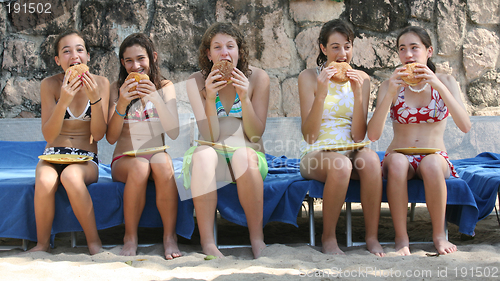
[126,72,150,91]
[211,60,234,83]
[65,64,89,82]
[401,63,423,86]
[328,61,352,83]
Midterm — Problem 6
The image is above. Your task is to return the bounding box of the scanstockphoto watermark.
[298,266,499,278]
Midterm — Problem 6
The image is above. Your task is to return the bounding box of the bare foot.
[201,243,224,258]
[164,235,181,260]
[322,237,345,255]
[366,237,385,257]
[434,236,457,255]
[120,237,138,256]
[395,237,411,256]
[28,243,51,253]
[88,241,102,255]
[251,239,266,259]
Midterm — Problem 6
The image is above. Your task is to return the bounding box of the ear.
[121,58,125,67]
[206,49,212,62]
[55,56,61,66]
[320,44,327,56]
[427,46,433,58]
[153,51,158,62]
[87,53,90,62]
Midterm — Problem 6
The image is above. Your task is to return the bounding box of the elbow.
[166,128,180,140]
[461,121,472,134]
[367,130,381,142]
[106,134,117,145]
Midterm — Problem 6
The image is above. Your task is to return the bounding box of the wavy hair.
[198,22,251,79]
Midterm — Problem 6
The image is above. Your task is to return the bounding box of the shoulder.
[41,73,63,88]
[356,69,370,80]
[188,71,205,86]
[248,66,269,82]
[161,79,173,87]
[298,68,318,86]
[436,73,456,86]
[298,68,317,81]
[93,74,110,86]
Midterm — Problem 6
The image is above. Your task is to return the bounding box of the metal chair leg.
[308,196,315,246]
[346,202,352,247]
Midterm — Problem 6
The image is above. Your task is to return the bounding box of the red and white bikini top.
[390,86,449,124]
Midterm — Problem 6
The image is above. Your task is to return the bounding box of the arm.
[41,73,82,144]
[233,67,270,142]
[299,66,336,144]
[347,70,370,142]
[367,66,406,141]
[430,73,471,133]
[186,71,226,142]
[82,73,109,141]
[105,79,141,144]
[138,80,180,140]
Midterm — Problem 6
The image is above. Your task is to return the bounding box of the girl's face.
[321,32,353,65]
[54,34,89,71]
[207,33,239,67]
[121,44,156,75]
[398,32,433,65]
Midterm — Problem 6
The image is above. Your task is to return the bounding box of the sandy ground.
[1,202,500,280]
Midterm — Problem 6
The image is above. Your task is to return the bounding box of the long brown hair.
[198,22,251,79]
[316,19,354,67]
[117,33,163,92]
[396,26,436,73]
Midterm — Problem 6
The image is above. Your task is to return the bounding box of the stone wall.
[1,0,499,118]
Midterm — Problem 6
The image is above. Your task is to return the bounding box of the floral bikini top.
[390,86,449,124]
[215,92,242,118]
[123,100,159,123]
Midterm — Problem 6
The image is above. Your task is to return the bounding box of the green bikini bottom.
[180,145,268,190]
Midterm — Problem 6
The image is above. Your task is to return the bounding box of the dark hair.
[117,33,163,91]
[198,22,251,79]
[316,19,355,67]
[53,29,89,57]
[396,26,436,73]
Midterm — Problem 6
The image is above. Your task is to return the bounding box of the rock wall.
[1,0,499,118]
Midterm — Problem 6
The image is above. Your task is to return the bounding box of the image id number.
[5,1,52,14]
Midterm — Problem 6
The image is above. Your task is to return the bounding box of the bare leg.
[60,163,101,255]
[232,148,265,258]
[301,151,351,255]
[384,153,414,256]
[191,146,223,258]
[150,153,181,259]
[29,161,60,253]
[112,157,150,256]
[418,155,457,255]
[352,149,385,257]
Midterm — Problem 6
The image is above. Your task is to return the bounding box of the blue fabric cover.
[0,141,194,243]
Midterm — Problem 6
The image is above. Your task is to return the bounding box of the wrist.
[115,105,126,118]
[90,97,102,105]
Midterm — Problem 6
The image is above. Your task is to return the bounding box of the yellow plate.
[38,154,93,164]
[194,140,236,152]
[393,147,441,155]
[123,145,170,156]
[321,141,371,152]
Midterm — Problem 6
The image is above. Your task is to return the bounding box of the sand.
[1,203,500,280]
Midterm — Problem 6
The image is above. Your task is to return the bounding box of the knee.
[191,146,218,167]
[232,147,259,171]
[354,150,381,172]
[59,168,85,190]
[151,153,174,177]
[128,162,151,182]
[419,155,445,177]
[385,154,409,177]
[327,156,352,179]
[35,174,59,194]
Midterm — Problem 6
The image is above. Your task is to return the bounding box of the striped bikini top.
[215,92,242,118]
[64,100,91,121]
